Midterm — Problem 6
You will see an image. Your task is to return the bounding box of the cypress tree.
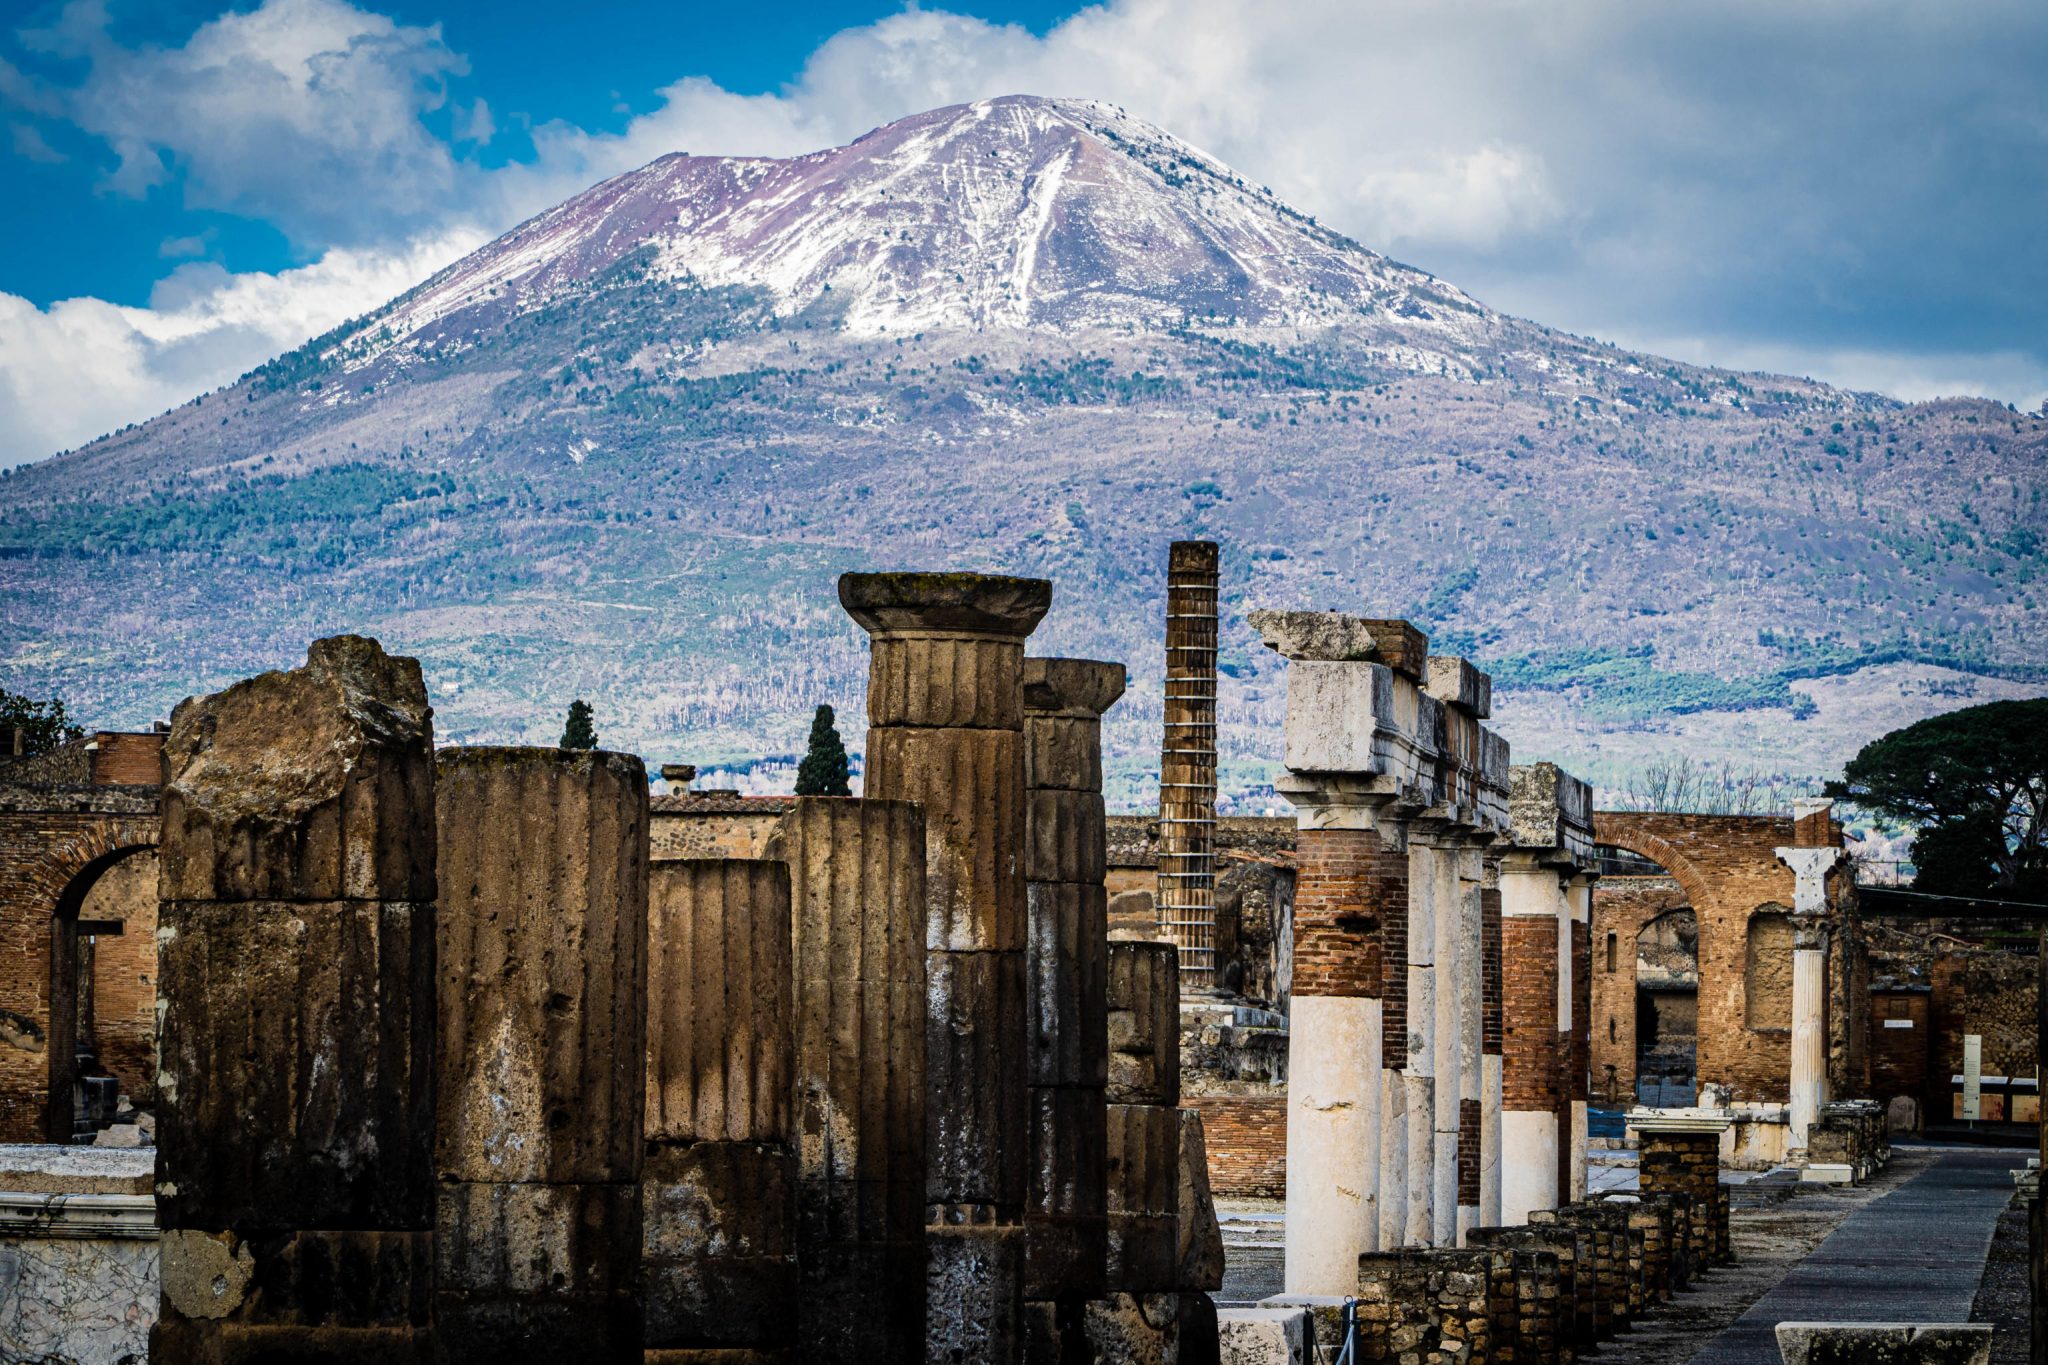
[794,703,851,797]
[560,699,598,750]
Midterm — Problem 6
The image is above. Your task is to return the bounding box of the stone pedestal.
[842,570,1050,1365]
[1022,657,1123,1311]
[1633,1111,1734,1267]
[434,747,649,1360]
[642,859,794,1355]
[768,796,929,1361]
[153,636,437,1365]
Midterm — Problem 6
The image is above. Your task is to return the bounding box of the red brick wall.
[1588,878,1690,1103]
[1188,1095,1287,1198]
[1592,812,1850,1103]
[1292,827,1399,998]
[1868,989,1929,1108]
[88,733,164,787]
[78,851,159,1103]
[1501,914,1560,1111]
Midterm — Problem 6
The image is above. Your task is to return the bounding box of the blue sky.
[2,0,2045,465]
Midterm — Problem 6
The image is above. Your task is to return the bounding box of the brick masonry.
[1185,1096,1285,1199]
[1290,826,1395,999]
[1501,916,1560,1112]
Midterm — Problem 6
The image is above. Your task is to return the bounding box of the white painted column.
[1499,858,1561,1226]
[1775,845,1844,1150]
[1285,994,1383,1290]
[1404,831,1439,1247]
[1428,831,1463,1247]
[1567,874,1592,1202]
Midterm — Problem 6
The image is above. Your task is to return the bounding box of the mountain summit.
[4,97,2042,803]
[392,96,1490,342]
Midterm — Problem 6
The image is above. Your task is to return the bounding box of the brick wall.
[1868,989,1930,1106]
[1291,826,1397,998]
[1593,812,1852,1103]
[1501,915,1560,1111]
[1589,877,1689,1103]
[1185,1095,1286,1198]
[77,850,159,1104]
[1927,951,2039,1118]
[88,733,164,787]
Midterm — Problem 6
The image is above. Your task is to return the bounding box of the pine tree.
[560,699,598,750]
[794,703,851,797]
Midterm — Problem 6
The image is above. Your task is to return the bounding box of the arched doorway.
[47,845,159,1142]
[1634,909,1699,1105]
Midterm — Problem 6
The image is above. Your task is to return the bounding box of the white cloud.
[0,229,484,466]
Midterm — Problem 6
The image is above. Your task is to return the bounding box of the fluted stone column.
[642,859,794,1357]
[434,747,648,1360]
[768,797,929,1361]
[1776,844,1842,1151]
[841,570,1050,1365]
[1103,939,1181,1280]
[153,636,437,1364]
[1022,657,1124,1330]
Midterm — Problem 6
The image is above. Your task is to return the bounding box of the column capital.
[1022,656,1127,719]
[1505,763,1594,871]
[1791,915,1829,953]
[1775,845,1844,915]
[1277,771,1405,835]
[839,571,1051,640]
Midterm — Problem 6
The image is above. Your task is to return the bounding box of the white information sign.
[1962,1034,1982,1122]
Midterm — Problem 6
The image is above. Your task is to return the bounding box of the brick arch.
[0,808,159,1141]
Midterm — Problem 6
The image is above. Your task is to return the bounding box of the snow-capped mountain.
[3,96,2042,807]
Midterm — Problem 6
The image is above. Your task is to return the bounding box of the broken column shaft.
[153,635,437,1364]
[1156,540,1220,991]
[767,797,929,1361]
[1022,658,1125,1310]
[1105,939,1182,1292]
[434,747,648,1360]
[642,858,794,1356]
[841,570,1051,1365]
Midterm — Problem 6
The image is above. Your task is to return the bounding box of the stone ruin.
[144,571,1225,1363]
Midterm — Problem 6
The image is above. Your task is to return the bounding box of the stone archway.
[48,842,159,1141]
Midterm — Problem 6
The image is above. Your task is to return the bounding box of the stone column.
[642,858,794,1356]
[1498,854,1563,1226]
[1775,845,1843,1149]
[1156,540,1220,991]
[1104,940,1181,1293]
[1568,873,1594,1201]
[434,747,648,1359]
[1404,823,1441,1247]
[1452,841,1486,1243]
[153,636,436,1364]
[768,797,929,1361]
[841,570,1050,1365]
[1022,657,1125,1323]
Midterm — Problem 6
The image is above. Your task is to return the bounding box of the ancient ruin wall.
[1156,540,1219,990]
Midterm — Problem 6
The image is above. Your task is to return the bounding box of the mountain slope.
[3,95,2043,807]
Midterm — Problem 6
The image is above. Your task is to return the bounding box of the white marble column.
[1775,845,1843,1150]
[1406,827,1441,1248]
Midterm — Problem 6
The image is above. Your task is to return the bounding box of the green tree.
[1826,699,2048,901]
[793,703,851,797]
[0,686,84,756]
[560,699,598,750]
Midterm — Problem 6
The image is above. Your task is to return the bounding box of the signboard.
[1962,1034,1982,1122]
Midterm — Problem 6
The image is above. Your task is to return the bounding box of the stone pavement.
[1689,1146,2019,1363]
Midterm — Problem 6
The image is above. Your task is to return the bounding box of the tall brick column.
[153,636,437,1364]
[1157,540,1220,991]
[1254,608,1441,1265]
[1021,657,1124,1339]
[1499,763,1593,1227]
[1479,866,1504,1229]
[841,570,1050,1364]
[642,859,794,1357]
[768,797,929,1361]
[434,747,648,1359]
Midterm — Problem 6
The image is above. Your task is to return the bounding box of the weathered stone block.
[1108,942,1180,1106]
[1025,1086,1107,1297]
[1218,1307,1311,1364]
[1773,1322,1991,1365]
[159,635,435,904]
[1107,1103,1180,1292]
[867,727,1027,952]
[642,1142,795,1348]
[927,948,1028,1206]
[1027,881,1107,1089]
[1425,655,1492,719]
[927,1216,1026,1362]
[435,1180,640,1296]
[1177,1109,1224,1293]
[1082,1291,1179,1365]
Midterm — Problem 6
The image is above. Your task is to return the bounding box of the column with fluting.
[1021,657,1125,1334]
[1156,540,1220,991]
[768,797,929,1361]
[841,570,1050,1364]
[434,746,649,1360]
[1776,824,1842,1151]
[153,636,437,1364]
[641,858,794,1357]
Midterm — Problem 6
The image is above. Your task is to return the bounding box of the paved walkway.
[1690,1146,2020,1363]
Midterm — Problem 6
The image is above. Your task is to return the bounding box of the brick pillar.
[1157,540,1219,992]
[1499,855,1562,1225]
[153,636,436,1364]
[1635,1115,1732,1268]
[1479,871,1503,1229]
[841,570,1050,1364]
[434,747,648,1359]
[768,797,928,1361]
[642,859,794,1356]
[1569,875,1593,1201]
[1021,658,1125,1327]
[1276,801,1398,1292]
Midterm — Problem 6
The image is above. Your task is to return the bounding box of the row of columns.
[152,572,1204,1365]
